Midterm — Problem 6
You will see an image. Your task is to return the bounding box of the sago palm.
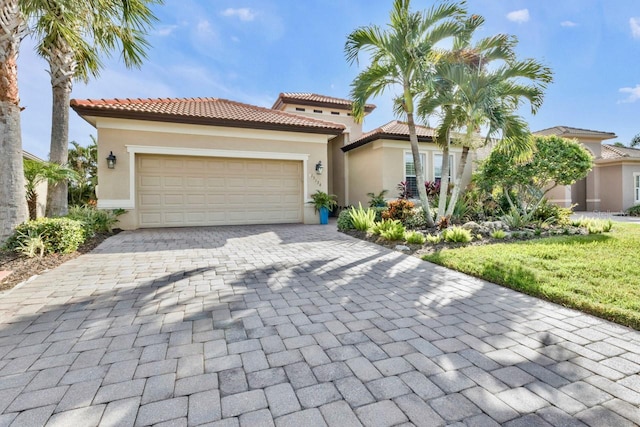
[0,0,28,243]
[345,0,466,228]
[419,14,553,219]
[21,0,160,217]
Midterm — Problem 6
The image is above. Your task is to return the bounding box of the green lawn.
[422,223,640,329]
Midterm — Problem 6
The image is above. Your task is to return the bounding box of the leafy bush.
[442,226,472,243]
[397,181,412,199]
[571,217,614,234]
[405,231,426,245]
[67,206,123,237]
[372,206,387,222]
[426,233,442,244]
[382,199,415,223]
[490,229,507,239]
[370,219,396,236]
[348,203,376,231]
[378,221,406,241]
[532,200,572,226]
[337,209,354,231]
[8,218,86,254]
[500,208,530,229]
[627,205,640,217]
[366,190,388,208]
[13,230,45,258]
[404,207,429,230]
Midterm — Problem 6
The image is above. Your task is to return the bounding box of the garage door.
[137,154,303,227]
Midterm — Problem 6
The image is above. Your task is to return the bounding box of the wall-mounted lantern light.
[106,151,117,169]
[315,161,323,175]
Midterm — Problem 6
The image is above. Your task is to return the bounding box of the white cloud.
[630,17,640,39]
[506,9,529,24]
[221,8,256,22]
[560,21,577,27]
[197,20,214,37]
[155,25,179,37]
[619,84,640,103]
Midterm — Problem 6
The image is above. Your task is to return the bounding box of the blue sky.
[18,0,640,159]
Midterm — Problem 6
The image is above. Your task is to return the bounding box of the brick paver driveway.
[0,224,639,426]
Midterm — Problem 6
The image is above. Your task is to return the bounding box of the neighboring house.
[22,150,48,218]
[534,126,639,212]
[71,93,473,230]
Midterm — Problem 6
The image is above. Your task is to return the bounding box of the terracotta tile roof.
[272,93,376,113]
[71,97,346,135]
[342,120,435,152]
[534,125,616,140]
[601,144,640,160]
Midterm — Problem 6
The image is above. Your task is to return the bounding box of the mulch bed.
[0,231,119,292]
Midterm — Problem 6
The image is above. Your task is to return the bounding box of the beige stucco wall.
[599,164,623,212]
[622,164,640,211]
[346,140,473,208]
[34,180,48,218]
[93,117,333,229]
[280,103,363,140]
[328,134,347,207]
[546,185,572,208]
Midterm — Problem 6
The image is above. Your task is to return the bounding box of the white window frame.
[634,173,640,204]
[433,153,455,182]
[404,151,427,198]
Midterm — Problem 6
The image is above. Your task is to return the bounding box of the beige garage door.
[137,154,303,227]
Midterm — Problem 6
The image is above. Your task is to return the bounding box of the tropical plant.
[571,217,613,234]
[397,181,412,200]
[337,209,355,231]
[23,159,78,220]
[418,14,553,221]
[348,203,376,231]
[500,208,529,229]
[346,0,467,228]
[404,207,429,229]
[371,219,400,235]
[442,226,472,243]
[631,133,640,148]
[68,137,98,206]
[479,135,593,221]
[0,0,28,244]
[379,220,406,241]
[309,191,338,213]
[490,229,506,239]
[13,229,46,258]
[367,190,388,208]
[405,230,426,244]
[20,0,161,217]
[7,217,85,254]
[627,205,640,217]
[382,199,415,223]
[426,233,441,244]
[67,205,123,236]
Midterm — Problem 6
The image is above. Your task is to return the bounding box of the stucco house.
[534,126,640,212]
[71,93,472,230]
[22,150,48,218]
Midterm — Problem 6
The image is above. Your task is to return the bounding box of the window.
[313,109,323,113]
[331,111,340,115]
[635,173,640,203]
[405,152,426,198]
[433,153,454,182]
[295,107,305,112]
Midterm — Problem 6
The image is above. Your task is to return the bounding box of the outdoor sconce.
[315,161,323,175]
[106,151,117,169]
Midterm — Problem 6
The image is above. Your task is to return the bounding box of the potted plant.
[309,191,338,225]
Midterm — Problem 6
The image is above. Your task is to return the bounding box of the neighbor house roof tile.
[534,125,616,139]
[70,97,346,134]
[342,120,435,152]
[272,93,376,113]
[601,144,640,160]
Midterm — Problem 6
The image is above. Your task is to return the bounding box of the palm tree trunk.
[0,0,27,243]
[407,112,435,228]
[27,193,37,221]
[445,146,470,218]
[436,129,451,221]
[46,41,75,217]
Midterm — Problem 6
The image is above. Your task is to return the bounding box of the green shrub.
[67,206,123,237]
[532,199,572,226]
[404,207,429,230]
[500,208,529,229]
[8,218,86,254]
[442,226,472,243]
[627,204,640,217]
[571,217,614,234]
[366,190,388,208]
[405,231,426,245]
[337,209,354,231]
[379,221,406,241]
[490,229,507,239]
[426,233,441,244]
[372,206,387,222]
[370,219,396,235]
[13,230,45,258]
[349,203,376,231]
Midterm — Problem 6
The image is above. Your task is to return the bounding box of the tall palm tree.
[21,0,160,217]
[419,15,553,219]
[23,159,78,220]
[0,0,28,243]
[346,0,466,228]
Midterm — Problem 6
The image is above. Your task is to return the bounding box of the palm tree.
[345,0,466,228]
[419,15,553,219]
[23,159,78,220]
[0,0,28,243]
[68,137,98,206]
[21,0,160,217]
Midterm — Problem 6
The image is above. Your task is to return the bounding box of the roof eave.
[71,107,345,136]
[342,133,433,152]
[274,96,376,114]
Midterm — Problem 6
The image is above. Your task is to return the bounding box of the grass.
[422,223,640,329]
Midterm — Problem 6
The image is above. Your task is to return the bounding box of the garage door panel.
[137,154,302,227]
